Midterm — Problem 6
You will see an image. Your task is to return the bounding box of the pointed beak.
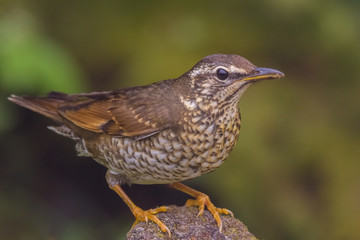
[240,67,285,82]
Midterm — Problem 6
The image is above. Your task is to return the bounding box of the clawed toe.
[132,206,170,236]
[185,193,233,232]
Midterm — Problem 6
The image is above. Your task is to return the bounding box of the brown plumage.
[9,54,284,236]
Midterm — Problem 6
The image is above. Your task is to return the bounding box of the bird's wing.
[55,89,173,138]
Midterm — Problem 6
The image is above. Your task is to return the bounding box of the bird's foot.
[131,205,171,237]
[107,181,171,237]
[185,193,233,232]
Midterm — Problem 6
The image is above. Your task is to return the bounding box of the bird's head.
[184,54,284,105]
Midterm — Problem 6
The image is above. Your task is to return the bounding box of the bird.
[8,54,284,237]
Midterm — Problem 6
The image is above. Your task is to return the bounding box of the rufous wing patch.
[57,92,170,138]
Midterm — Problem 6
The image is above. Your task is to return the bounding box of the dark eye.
[216,68,229,80]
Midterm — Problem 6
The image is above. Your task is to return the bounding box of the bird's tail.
[8,92,65,122]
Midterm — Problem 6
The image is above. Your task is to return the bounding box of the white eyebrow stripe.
[214,65,247,74]
[229,65,247,74]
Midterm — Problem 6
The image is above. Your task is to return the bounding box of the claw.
[108,183,171,237]
[131,205,170,236]
[185,193,233,232]
[168,182,234,233]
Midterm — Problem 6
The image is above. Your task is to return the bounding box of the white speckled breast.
[81,103,241,185]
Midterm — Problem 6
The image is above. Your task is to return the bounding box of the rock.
[127,205,258,240]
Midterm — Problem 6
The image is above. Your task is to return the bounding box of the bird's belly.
[86,127,239,184]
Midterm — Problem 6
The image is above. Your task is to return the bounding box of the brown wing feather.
[59,100,112,133]
[58,86,175,137]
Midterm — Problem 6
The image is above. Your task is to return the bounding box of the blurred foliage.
[1,0,359,240]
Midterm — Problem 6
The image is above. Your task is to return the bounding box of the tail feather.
[8,94,63,121]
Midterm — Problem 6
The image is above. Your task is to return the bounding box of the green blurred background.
[1,0,359,239]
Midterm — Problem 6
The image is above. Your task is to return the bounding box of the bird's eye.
[216,68,229,80]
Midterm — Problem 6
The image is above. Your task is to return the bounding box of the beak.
[240,67,285,82]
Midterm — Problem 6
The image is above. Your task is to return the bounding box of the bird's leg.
[106,172,170,237]
[168,182,234,232]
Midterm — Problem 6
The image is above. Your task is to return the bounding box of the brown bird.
[8,54,284,237]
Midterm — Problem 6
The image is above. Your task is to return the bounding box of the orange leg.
[109,184,171,237]
[168,182,233,232]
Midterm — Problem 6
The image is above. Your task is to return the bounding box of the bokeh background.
[1,1,359,239]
